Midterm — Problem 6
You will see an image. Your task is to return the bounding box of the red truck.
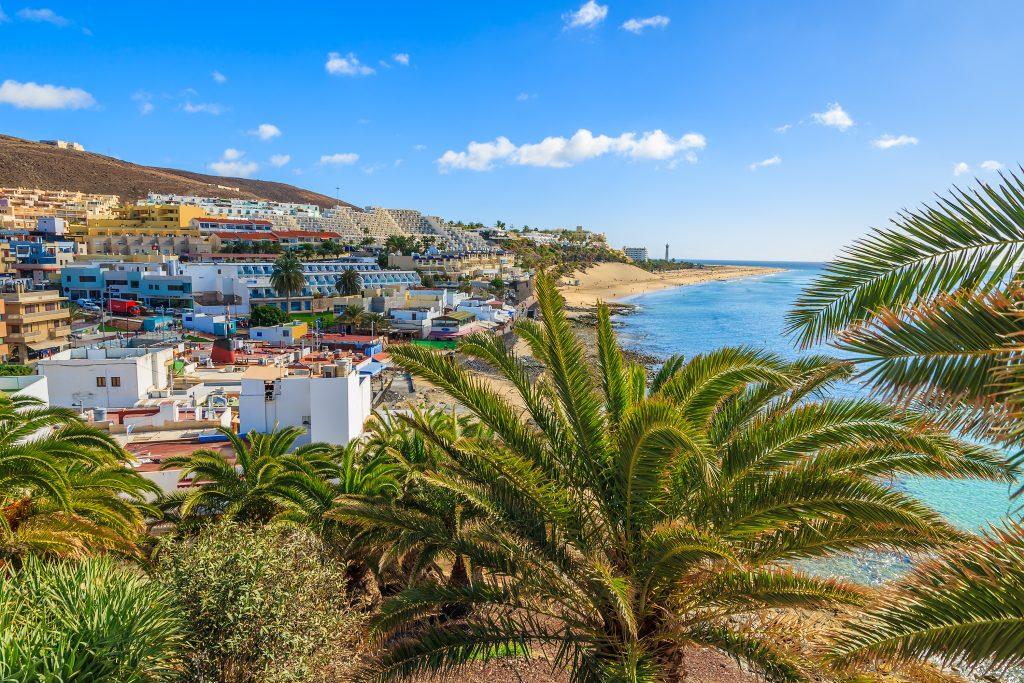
[108,298,143,316]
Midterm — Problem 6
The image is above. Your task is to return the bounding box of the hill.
[0,134,353,209]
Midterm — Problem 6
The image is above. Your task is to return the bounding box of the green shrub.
[0,364,33,376]
[0,556,183,682]
[249,304,290,327]
[154,522,364,683]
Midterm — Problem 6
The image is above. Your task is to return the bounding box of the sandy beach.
[557,262,785,307]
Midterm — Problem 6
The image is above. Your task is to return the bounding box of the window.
[96,377,106,387]
[111,377,121,387]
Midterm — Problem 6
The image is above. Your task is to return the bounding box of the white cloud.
[269,154,291,167]
[516,92,537,102]
[953,162,970,177]
[563,0,607,29]
[437,128,707,172]
[209,149,258,178]
[182,102,225,115]
[17,7,68,25]
[325,52,375,76]
[811,102,854,131]
[413,144,427,151]
[0,79,94,109]
[980,160,1004,172]
[749,155,782,171]
[872,134,918,149]
[249,123,281,140]
[211,70,227,84]
[621,15,669,33]
[0,5,9,23]
[392,53,410,66]
[774,124,792,134]
[131,90,154,115]
[319,152,359,165]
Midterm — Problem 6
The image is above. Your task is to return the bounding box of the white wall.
[239,370,369,447]
[38,348,173,409]
[0,375,49,403]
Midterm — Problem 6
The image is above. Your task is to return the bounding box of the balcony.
[4,308,70,324]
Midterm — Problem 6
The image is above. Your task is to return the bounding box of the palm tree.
[830,522,1024,676]
[0,394,157,564]
[160,427,333,525]
[787,170,1024,444]
[344,272,1009,682]
[789,170,1024,674]
[336,268,362,296]
[271,440,401,546]
[359,312,390,337]
[338,304,365,334]
[270,252,305,315]
[337,409,489,598]
[0,555,184,681]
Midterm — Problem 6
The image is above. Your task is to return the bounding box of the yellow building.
[0,288,71,363]
[0,299,9,362]
[72,204,211,257]
[88,204,207,231]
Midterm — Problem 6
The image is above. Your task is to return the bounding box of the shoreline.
[558,262,786,307]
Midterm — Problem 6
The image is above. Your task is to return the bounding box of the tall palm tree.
[160,427,333,525]
[270,252,306,315]
[789,170,1024,674]
[0,394,157,564]
[336,267,362,296]
[343,272,1009,682]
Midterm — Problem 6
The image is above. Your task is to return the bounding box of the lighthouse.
[665,244,670,261]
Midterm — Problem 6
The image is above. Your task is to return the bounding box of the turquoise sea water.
[615,261,1017,582]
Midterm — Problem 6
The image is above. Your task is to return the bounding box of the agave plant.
[160,426,334,525]
[0,394,157,564]
[342,272,1011,682]
[787,170,1024,443]
[0,555,183,681]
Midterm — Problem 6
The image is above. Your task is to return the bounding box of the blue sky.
[1,1,1022,261]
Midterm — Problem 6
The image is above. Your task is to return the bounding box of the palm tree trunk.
[441,554,472,621]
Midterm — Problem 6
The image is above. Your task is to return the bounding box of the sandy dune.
[558,262,784,306]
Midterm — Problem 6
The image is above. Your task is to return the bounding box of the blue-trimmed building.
[61,263,194,308]
[182,260,420,313]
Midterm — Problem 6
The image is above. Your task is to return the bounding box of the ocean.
[615,260,1017,583]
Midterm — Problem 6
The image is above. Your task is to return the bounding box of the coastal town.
[0,176,776,498]
[7,3,1022,681]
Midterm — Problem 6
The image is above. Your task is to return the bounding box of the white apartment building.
[142,193,322,219]
[623,246,649,262]
[456,297,516,324]
[38,346,175,409]
[182,260,420,314]
[238,362,371,447]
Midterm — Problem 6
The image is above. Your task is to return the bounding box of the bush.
[249,304,289,327]
[154,522,364,683]
[0,364,33,376]
[0,556,183,682]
